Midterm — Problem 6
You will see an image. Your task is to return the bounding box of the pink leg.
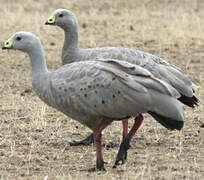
[93,131,104,170]
[92,124,109,171]
[113,114,144,167]
[126,114,143,141]
[122,119,128,140]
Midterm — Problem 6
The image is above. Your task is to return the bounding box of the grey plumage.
[49,59,184,130]
[2,32,185,170]
[45,9,199,108]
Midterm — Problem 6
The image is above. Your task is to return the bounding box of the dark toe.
[80,167,97,172]
[80,166,106,172]
[113,138,130,167]
[69,134,94,146]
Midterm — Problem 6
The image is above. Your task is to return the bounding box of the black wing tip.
[148,111,184,130]
[178,95,199,108]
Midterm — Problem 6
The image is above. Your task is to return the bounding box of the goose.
[2,32,185,171]
[45,9,199,146]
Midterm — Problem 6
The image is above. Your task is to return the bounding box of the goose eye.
[16,37,21,41]
[59,14,64,18]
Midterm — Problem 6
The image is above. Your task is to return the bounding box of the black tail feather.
[148,111,184,130]
[178,95,199,108]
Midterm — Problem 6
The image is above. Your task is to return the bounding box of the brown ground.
[0,0,203,179]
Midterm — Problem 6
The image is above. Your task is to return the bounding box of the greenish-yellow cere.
[4,39,13,48]
[47,15,56,24]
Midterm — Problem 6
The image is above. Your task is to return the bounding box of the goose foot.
[81,161,106,172]
[69,133,94,146]
[113,115,143,168]
[113,138,130,168]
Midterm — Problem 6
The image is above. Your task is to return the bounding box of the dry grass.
[0,0,204,179]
